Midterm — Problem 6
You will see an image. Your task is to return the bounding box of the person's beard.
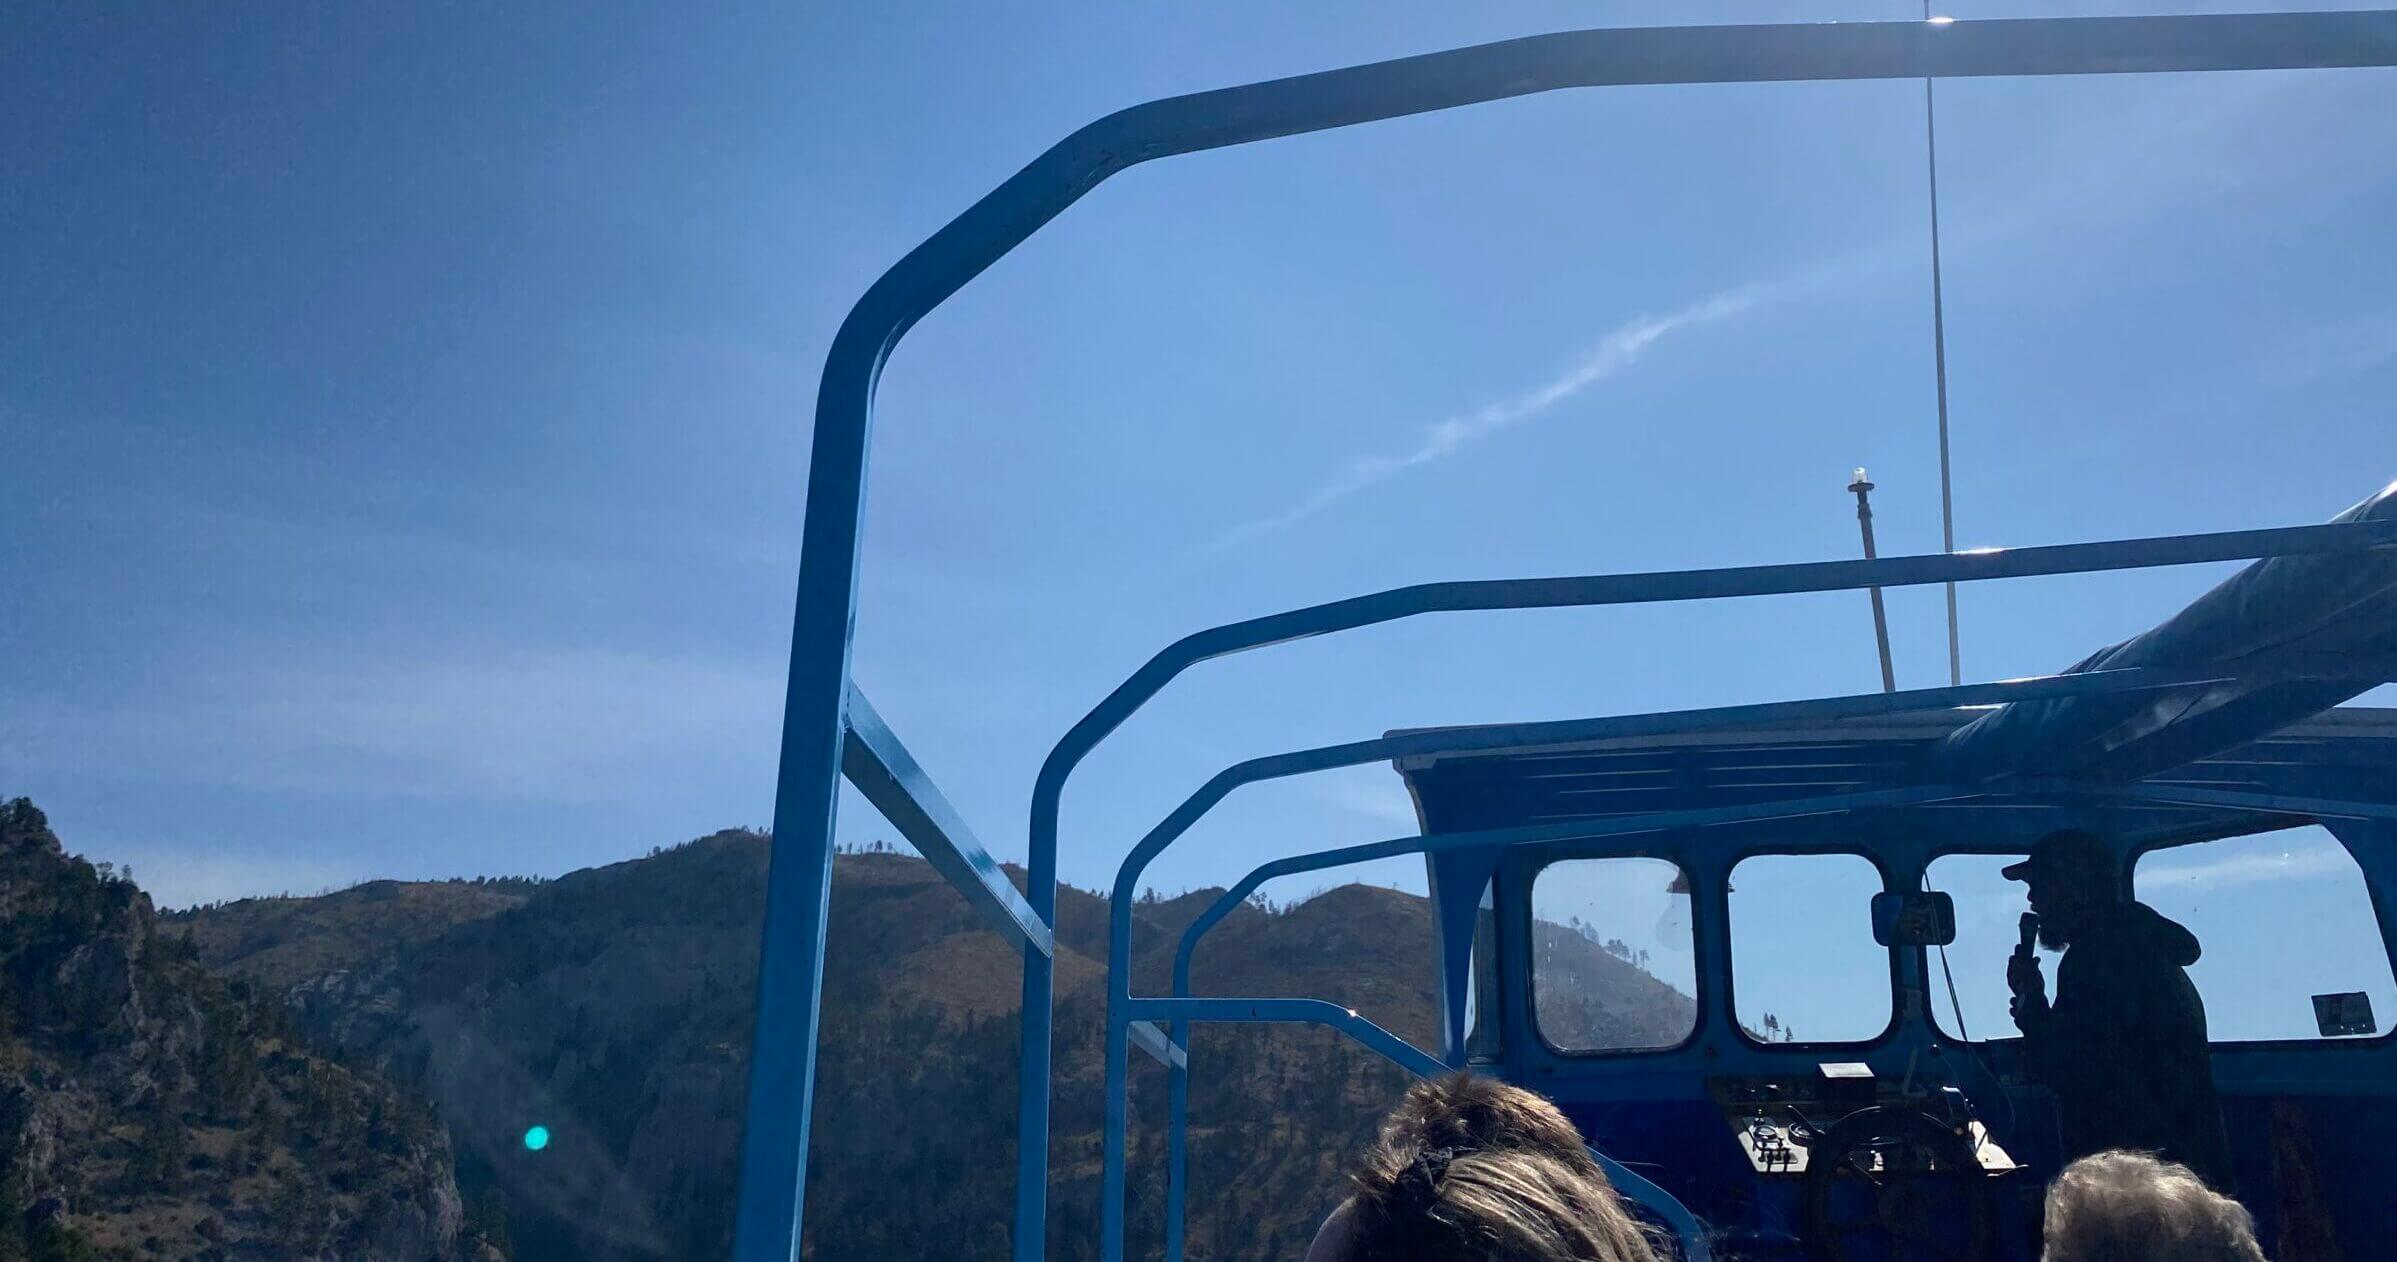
[2036,916,2074,951]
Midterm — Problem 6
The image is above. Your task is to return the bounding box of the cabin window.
[1529,857,1699,1053]
[1924,852,2037,1043]
[2133,827,2396,1043]
[1729,852,1892,1044]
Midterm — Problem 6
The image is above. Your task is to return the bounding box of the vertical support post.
[1687,853,1734,1047]
[1164,1022,1189,1262]
[1102,850,1153,1262]
[1849,469,1899,694]
[1018,792,1063,1262]
[1101,1006,1132,1262]
[2324,820,2397,984]
[730,324,880,1262]
[1428,848,1504,1065]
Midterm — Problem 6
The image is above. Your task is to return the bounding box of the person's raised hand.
[2008,952,2048,1029]
[2007,950,2044,1001]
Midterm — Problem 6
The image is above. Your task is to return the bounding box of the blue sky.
[6,0,2397,1047]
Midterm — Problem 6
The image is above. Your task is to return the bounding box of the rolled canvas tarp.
[1937,481,2397,782]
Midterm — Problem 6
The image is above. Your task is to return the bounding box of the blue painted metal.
[1047,524,2397,1262]
[1428,848,1504,1065]
[1048,530,2391,1262]
[734,631,852,1261]
[1446,764,2397,1070]
[2039,783,2397,824]
[1168,786,1956,1010]
[1139,664,2270,945]
[1102,664,2397,1261]
[1163,1027,1190,1262]
[841,687,1053,958]
[2324,821,2397,999]
[1154,801,1938,1262]
[1941,483,2397,781]
[1113,785,1980,1262]
[1128,1019,1186,1069]
[1040,522,2397,884]
[1098,985,1133,1257]
[1457,797,2397,1096]
[742,11,2397,1259]
[1129,996,1715,1261]
[1401,659,2397,842]
[1130,996,1449,1074]
[1142,683,2397,1260]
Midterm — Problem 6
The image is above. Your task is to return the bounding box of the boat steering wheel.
[1799,1105,1995,1262]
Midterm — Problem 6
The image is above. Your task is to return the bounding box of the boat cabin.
[1387,707,2397,1257]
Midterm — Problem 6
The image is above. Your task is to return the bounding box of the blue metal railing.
[1125,996,1713,1258]
[735,11,2397,1260]
[1127,659,2396,1261]
[1132,788,1978,1262]
[842,687,1052,959]
[2041,783,2397,825]
[758,528,2393,1261]
[1125,688,2397,1260]
[1072,540,2397,1261]
[1025,527,2394,1259]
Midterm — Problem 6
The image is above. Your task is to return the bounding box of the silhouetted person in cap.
[2006,828,2234,1190]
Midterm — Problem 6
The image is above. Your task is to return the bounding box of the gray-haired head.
[2043,1150,2264,1262]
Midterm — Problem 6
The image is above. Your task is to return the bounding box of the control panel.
[1706,1066,2018,1176]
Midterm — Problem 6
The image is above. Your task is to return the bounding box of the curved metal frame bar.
[1047,521,2397,1245]
[1151,804,1974,1262]
[1127,787,1977,1262]
[2040,784,2397,825]
[1127,997,1711,1258]
[1111,645,2397,1259]
[1140,780,2397,1260]
[739,12,2397,1260]
[1084,598,2395,1258]
[1157,654,2397,1006]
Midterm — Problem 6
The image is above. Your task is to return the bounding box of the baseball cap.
[2001,828,2114,884]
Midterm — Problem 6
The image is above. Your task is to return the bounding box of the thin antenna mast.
[1849,469,1898,693]
[1923,10,1963,686]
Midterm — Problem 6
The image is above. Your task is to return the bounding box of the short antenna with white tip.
[1848,468,1898,693]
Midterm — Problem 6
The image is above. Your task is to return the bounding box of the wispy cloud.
[1200,67,2397,556]
[2261,310,2397,387]
[1310,764,1424,834]
[1202,287,1767,551]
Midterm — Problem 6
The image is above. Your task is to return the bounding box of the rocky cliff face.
[0,798,498,1261]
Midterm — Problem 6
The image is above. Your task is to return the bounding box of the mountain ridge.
[159,827,1691,1260]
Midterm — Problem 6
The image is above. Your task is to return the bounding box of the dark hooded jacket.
[2021,900,2234,1188]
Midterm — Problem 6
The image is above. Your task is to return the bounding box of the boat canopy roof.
[1937,482,2397,782]
[1399,482,2397,848]
[1394,706,2397,846]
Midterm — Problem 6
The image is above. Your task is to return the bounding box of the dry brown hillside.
[172,831,1692,1261]
[170,880,532,994]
